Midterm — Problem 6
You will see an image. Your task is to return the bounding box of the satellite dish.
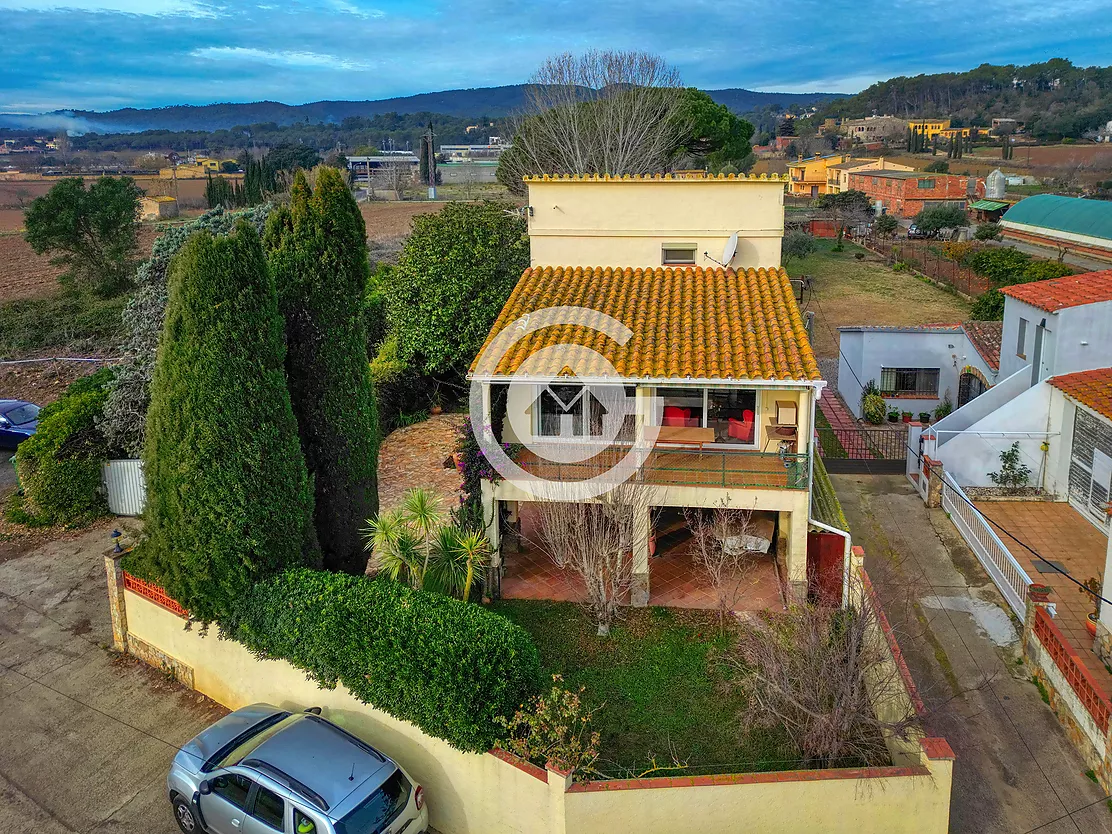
[721,232,739,266]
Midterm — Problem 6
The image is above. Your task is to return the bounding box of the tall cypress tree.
[266,168,380,573]
[142,222,314,622]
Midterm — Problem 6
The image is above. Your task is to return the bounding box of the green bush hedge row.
[221,568,543,753]
[14,368,114,525]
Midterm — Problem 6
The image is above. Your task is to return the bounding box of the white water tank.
[986,169,1006,200]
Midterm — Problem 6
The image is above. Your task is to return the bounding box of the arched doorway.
[957,371,988,407]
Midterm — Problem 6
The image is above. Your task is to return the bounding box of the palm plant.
[363,488,490,600]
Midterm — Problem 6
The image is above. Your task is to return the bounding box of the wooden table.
[655,426,716,449]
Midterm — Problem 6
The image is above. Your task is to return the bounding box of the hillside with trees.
[814,59,1112,140]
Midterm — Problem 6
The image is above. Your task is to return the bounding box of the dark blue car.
[0,399,40,448]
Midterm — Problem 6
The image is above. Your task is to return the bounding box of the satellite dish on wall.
[721,232,739,266]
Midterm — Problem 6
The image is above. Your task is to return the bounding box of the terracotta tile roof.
[962,321,1003,371]
[521,172,789,183]
[471,266,821,382]
[1049,367,1112,422]
[1001,270,1112,312]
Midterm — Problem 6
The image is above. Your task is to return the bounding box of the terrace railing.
[516,448,810,490]
[1033,606,1112,735]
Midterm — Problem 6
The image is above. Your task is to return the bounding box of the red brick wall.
[849,172,984,219]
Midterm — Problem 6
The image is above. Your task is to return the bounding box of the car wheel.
[173,796,201,834]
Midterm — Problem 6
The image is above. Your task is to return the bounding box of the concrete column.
[545,764,572,834]
[103,549,128,653]
[1096,533,1112,662]
[631,506,651,607]
[1022,583,1053,659]
[481,480,500,553]
[786,509,810,591]
[924,457,944,508]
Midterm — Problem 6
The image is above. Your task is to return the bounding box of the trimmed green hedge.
[14,368,114,525]
[221,568,543,752]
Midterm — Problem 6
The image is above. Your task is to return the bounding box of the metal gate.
[816,426,909,474]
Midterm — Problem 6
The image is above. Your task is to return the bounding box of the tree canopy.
[675,89,755,170]
[141,222,313,622]
[24,176,142,297]
[384,201,529,375]
[265,168,381,573]
[913,205,969,233]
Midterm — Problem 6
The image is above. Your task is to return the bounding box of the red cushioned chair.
[728,409,755,443]
[662,406,688,427]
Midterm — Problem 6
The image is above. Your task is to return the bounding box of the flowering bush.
[454,417,519,530]
[497,675,601,777]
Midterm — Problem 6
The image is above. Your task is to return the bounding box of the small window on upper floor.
[662,246,697,266]
[917,178,936,189]
[1017,317,1028,359]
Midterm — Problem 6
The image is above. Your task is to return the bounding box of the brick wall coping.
[565,763,932,792]
[488,747,549,782]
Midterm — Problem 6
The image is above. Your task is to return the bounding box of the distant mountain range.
[0,85,845,135]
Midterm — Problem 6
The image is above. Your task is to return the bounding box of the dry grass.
[792,239,972,359]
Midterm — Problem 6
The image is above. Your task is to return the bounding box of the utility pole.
[425,122,437,200]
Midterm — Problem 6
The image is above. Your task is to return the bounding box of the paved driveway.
[0,526,227,833]
[835,474,1112,834]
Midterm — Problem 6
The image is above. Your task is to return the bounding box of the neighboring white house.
[837,321,1001,419]
[917,270,1112,490]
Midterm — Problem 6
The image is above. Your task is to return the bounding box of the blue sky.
[2,0,1111,113]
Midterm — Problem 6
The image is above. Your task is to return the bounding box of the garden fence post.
[103,549,129,653]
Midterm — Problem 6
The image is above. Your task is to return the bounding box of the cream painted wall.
[125,589,953,834]
[564,762,952,834]
[125,591,552,834]
[526,177,786,269]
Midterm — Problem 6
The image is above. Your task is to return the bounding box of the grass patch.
[0,290,127,356]
[789,238,971,360]
[1032,675,1051,705]
[491,600,797,777]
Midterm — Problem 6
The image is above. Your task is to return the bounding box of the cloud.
[0,0,1108,112]
[191,47,374,71]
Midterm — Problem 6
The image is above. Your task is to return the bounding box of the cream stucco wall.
[124,588,953,834]
[525,176,786,269]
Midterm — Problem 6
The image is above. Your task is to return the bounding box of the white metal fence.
[940,472,1033,618]
[102,459,146,516]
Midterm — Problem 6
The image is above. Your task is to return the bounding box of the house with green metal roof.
[1000,194,1112,263]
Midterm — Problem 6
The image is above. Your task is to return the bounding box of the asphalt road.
[0,526,227,833]
[835,474,1112,834]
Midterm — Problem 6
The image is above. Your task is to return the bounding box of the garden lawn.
[491,600,797,777]
[790,239,971,359]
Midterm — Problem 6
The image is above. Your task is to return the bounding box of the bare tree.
[534,481,654,636]
[731,582,920,767]
[500,50,690,189]
[685,506,764,626]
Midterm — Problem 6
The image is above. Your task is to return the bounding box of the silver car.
[168,704,428,834]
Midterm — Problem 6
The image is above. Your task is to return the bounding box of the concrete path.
[834,473,1112,834]
[0,526,226,833]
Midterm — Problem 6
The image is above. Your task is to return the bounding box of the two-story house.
[786,153,851,197]
[468,174,838,610]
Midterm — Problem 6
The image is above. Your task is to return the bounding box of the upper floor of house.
[469,263,825,498]
[786,153,851,196]
[825,159,915,194]
[523,173,788,270]
[999,270,1112,383]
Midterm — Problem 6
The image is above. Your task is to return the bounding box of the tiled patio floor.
[975,499,1111,687]
[501,504,785,612]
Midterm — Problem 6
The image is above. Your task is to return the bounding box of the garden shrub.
[265,169,380,572]
[222,568,543,753]
[101,205,273,457]
[140,222,313,623]
[14,368,115,526]
[966,250,1074,320]
[861,394,887,425]
[974,222,1002,241]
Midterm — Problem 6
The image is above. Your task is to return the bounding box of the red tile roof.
[1000,270,1112,313]
[962,321,1003,372]
[1049,367,1112,422]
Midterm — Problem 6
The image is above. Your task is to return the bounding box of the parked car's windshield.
[334,769,410,834]
[3,404,38,425]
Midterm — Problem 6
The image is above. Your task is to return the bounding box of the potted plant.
[1082,575,1102,638]
[887,408,899,423]
[901,411,913,423]
[919,411,932,424]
